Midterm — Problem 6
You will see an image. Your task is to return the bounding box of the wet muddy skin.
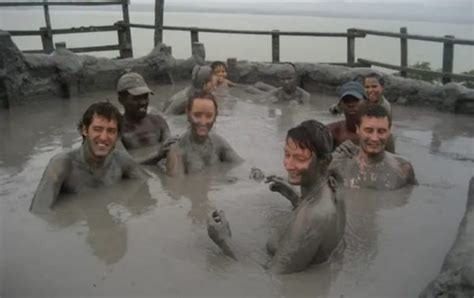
[1,82,473,297]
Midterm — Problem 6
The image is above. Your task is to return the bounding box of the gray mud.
[1,83,473,297]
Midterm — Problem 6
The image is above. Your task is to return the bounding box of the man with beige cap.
[117,72,172,164]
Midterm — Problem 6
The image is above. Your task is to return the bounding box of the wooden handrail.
[0,1,126,7]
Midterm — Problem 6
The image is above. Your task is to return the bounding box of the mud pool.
[0,83,473,297]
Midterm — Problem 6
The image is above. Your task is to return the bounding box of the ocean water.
[1,8,473,73]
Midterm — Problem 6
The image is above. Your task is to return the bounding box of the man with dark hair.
[330,104,416,190]
[30,102,147,213]
[117,72,172,164]
[166,91,241,176]
[207,120,345,274]
[328,81,395,153]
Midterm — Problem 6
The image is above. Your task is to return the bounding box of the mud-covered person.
[117,72,172,164]
[329,104,416,190]
[207,120,345,274]
[247,63,310,104]
[163,65,218,115]
[364,72,391,115]
[211,61,236,89]
[328,81,395,153]
[30,102,147,213]
[166,91,242,176]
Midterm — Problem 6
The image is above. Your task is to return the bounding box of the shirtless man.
[330,104,416,190]
[248,63,310,104]
[207,120,345,274]
[117,72,172,164]
[166,91,242,176]
[30,102,147,213]
[328,81,395,153]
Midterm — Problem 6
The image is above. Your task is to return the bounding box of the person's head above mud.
[338,80,366,118]
[207,120,345,274]
[284,120,333,190]
[186,90,218,142]
[78,102,123,161]
[277,63,298,94]
[30,102,146,213]
[117,72,153,121]
[364,72,384,104]
[165,91,241,176]
[356,103,392,157]
[329,104,416,190]
[210,61,228,86]
[363,72,392,115]
[192,65,218,93]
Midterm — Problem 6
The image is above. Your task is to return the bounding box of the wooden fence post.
[40,27,54,54]
[400,27,408,77]
[121,0,134,57]
[154,0,164,46]
[442,35,455,84]
[272,30,280,63]
[347,28,356,65]
[116,21,133,58]
[190,28,199,52]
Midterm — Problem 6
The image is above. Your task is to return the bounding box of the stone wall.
[1,30,473,115]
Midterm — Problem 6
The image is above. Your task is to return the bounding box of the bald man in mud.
[117,72,172,164]
[30,102,147,213]
[330,104,416,190]
[248,63,310,104]
[207,120,345,274]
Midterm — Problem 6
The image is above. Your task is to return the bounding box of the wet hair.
[364,72,385,87]
[187,90,218,114]
[356,103,392,127]
[210,61,227,72]
[78,102,123,136]
[286,120,333,160]
[191,65,214,89]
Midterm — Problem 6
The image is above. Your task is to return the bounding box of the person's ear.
[81,124,88,137]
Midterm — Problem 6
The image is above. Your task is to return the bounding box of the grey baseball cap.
[117,72,154,95]
[338,81,366,102]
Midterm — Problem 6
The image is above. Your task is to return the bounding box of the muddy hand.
[249,167,265,182]
[207,209,232,244]
[335,140,358,158]
[265,175,288,193]
[157,136,179,159]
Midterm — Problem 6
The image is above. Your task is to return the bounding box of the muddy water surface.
[1,83,473,297]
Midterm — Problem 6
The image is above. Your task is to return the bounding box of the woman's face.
[364,77,384,103]
[187,98,217,138]
[213,65,227,84]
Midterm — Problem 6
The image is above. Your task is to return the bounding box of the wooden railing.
[353,28,474,83]
[0,0,133,58]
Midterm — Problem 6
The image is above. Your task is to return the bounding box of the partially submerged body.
[166,129,242,176]
[207,120,345,274]
[330,142,416,190]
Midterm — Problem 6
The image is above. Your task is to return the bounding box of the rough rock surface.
[420,177,474,298]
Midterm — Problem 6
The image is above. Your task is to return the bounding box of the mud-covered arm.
[29,153,70,213]
[300,88,311,105]
[386,134,396,154]
[267,215,322,274]
[405,162,418,185]
[120,151,149,180]
[265,175,301,208]
[165,143,186,177]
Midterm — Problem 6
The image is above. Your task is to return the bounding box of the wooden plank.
[354,28,474,45]
[154,0,164,45]
[0,2,124,6]
[272,30,280,63]
[128,24,365,37]
[347,28,356,64]
[442,35,455,84]
[357,58,474,81]
[68,44,120,53]
[50,26,118,34]
[8,30,43,36]
[400,27,408,77]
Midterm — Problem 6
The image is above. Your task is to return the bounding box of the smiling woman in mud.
[165,91,242,176]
